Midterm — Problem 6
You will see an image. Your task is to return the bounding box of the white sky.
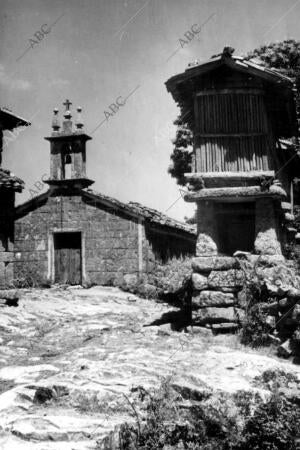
[1,0,300,220]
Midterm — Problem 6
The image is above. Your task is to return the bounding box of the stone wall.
[191,256,244,332]
[0,190,15,287]
[143,226,195,273]
[13,192,195,287]
[14,193,139,285]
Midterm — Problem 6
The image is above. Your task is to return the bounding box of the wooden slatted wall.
[194,89,275,172]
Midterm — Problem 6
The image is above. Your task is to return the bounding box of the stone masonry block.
[192,290,236,309]
[191,273,208,290]
[192,256,238,273]
[208,269,244,289]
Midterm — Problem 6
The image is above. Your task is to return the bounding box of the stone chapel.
[12,101,195,286]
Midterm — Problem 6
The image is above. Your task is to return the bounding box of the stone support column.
[254,198,282,255]
[196,201,218,256]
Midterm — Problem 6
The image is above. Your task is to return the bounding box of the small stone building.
[13,102,196,286]
[166,47,299,330]
[0,108,29,286]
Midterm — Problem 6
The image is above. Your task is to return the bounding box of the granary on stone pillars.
[0,107,30,287]
[166,47,298,258]
[166,47,299,331]
[14,100,196,287]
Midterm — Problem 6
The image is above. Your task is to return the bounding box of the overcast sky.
[1,0,300,220]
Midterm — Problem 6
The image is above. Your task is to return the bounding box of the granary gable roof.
[0,168,24,192]
[165,47,297,139]
[15,187,196,237]
[165,48,294,93]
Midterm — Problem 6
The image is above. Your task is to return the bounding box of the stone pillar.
[196,201,218,256]
[254,198,282,255]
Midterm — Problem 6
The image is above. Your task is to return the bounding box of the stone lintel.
[184,185,286,202]
[185,171,275,181]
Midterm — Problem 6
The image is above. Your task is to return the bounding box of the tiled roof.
[0,169,24,192]
[128,201,196,234]
[83,189,197,236]
[16,187,196,236]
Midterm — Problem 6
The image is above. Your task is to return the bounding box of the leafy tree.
[168,40,300,186]
[168,115,193,186]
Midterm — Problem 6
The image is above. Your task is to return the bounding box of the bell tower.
[44,99,94,189]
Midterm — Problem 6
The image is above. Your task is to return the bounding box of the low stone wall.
[190,256,244,332]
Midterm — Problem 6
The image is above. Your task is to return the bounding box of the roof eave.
[0,108,31,130]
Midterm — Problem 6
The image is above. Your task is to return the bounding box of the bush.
[119,378,300,450]
[119,379,240,450]
[240,303,273,347]
[236,394,300,450]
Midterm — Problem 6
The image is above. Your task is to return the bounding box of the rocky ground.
[0,286,299,449]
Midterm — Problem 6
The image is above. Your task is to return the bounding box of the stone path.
[0,286,299,449]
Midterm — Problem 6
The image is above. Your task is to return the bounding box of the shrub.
[119,379,300,450]
[240,303,273,347]
[236,394,300,450]
[119,379,240,449]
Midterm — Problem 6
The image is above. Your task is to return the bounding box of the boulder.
[193,307,237,325]
[196,234,217,256]
[0,289,19,300]
[0,289,19,306]
[192,256,238,273]
[235,308,246,324]
[192,290,236,309]
[291,304,300,323]
[191,273,208,290]
[33,387,54,404]
[278,298,292,310]
[287,287,300,300]
[278,339,293,358]
[208,270,244,290]
[122,274,138,290]
[237,288,248,308]
[265,315,276,328]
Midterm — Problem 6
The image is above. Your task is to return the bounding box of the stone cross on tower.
[63,99,72,111]
[44,100,94,189]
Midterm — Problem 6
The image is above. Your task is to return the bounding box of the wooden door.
[54,232,81,284]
